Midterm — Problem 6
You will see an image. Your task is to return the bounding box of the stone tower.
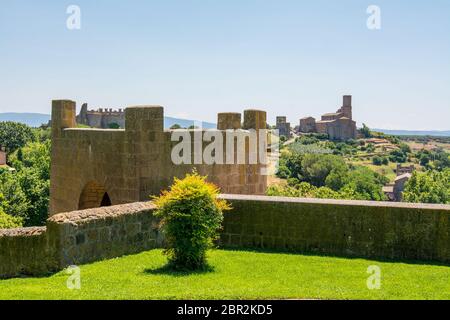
[341,95,352,119]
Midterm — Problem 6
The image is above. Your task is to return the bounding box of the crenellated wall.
[50,100,268,215]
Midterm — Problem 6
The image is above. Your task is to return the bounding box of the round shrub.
[153,172,230,270]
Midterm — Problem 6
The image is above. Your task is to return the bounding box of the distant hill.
[0,113,51,127]
[164,116,216,129]
[0,113,216,129]
[373,128,450,137]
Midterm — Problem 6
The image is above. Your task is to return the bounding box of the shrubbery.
[275,152,387,201]
[153,172,230,270]
[403,169,449,204]
[0,194,23,229]
[0,123,51,227]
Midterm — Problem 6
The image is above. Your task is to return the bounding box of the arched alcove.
[78,181,112,210]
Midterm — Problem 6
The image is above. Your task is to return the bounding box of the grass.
[0,249,449,300]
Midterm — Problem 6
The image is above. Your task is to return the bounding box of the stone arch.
[78,181,112,210]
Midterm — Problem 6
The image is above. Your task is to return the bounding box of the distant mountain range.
[0,113,51,127]
[0,113,216,129]
[164,117,216,129]
[373,129,450,137]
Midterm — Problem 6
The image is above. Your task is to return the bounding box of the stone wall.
[50,100,267,215]
[47,202,161,266]
[0,227,55,278]
[219,195,450,263]
[0,202,161,278]
[1,196,449,278]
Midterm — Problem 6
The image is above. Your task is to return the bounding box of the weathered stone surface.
[2,196,449,279]
[50,101,268,215]
[0,227,57,278]
[219,195,450,263]
[0,202,162,278]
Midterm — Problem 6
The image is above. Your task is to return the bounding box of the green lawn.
[1,249,449,300]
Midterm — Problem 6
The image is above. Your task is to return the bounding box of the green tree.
[389,149,407,163]
[301,154,348,187]
[170,124,182,129]
[403,170,449,204]
[360,123,372,138]
[372,156,383,166]
[342,167,387,201]
[0,193,23,228]
[0,121,35,153]
[0,139,51,226]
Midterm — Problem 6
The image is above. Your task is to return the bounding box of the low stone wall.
[0,227,55,278]
[1,196,449,278]
[47,202,162,266]
[219,195,450,263]
[0,202,161,278]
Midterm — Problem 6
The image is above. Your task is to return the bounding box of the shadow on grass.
[219,246,450,268]
[144,263,215,277]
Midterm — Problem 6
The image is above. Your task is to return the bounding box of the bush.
[403,169,449,204]
[153,172,230,270]
[0,121,35,153]
[389,149,407,163]
[0,194,23,229]
[372,156,383,166]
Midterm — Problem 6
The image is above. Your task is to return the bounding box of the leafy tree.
[296,136,319,145]
[170,124,182,130]
[419,153,431,166]
[360,123,372,138]
[0,173,29,220]
[301,154,348,187]
[372,156,383,166]
[0,121,35,153]
[399,143,411,154]
[0,193,23,228]
[434,151,450,171]
[342,167,387,201]
[389,149,407,163]
[0,139,51,226]
[403,170,449,204]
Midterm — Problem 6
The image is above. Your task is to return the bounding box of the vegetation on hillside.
[0,123,51,227]
[403,169,449,204]
[271,127,450,204]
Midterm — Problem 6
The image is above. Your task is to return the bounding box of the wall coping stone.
[219,194,450,211]
[0,227,47,237]
[48,202,157,226]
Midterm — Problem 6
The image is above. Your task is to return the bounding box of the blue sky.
[0,0,449,130]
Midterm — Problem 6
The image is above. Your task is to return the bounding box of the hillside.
[0,113,51,127]
[373,128,450,137]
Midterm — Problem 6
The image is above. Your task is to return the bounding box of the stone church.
[299,95,357,140]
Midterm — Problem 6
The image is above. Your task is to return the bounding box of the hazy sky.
[0,0,449,130]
